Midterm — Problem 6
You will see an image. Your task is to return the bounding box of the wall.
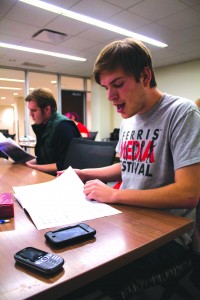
[91,59,200,140]
[16,96,25,139]
[155,60,200,101]
[91,76,111,141]
[0,105,15,134]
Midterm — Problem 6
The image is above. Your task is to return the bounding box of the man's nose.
[107,88,118,101]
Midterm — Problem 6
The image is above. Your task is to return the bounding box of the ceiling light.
[20,0,168,48]
[0,87,22,90]
[0,78,25,82]
[0,42,86,61]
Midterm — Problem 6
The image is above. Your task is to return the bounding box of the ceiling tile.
[69,0,122,20]
[157,8,200,31]
[107,10,150,30]
[128,0,187,21]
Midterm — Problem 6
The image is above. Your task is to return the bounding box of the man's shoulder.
[163,93,195,107]
[159,94,198,115]
[55,117,81,137]
[51,112,74,127]
[53,112,68,122]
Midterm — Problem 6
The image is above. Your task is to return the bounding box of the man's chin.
[121,113,135,119]
[120,112,129,119]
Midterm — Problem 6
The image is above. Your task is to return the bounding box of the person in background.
[195,98,200,109]
[61,38,200,289]
[25,88,80,175]
[65,111,90,138]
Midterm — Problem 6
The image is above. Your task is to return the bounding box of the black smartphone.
[45,223,96,247]
[14,247,64,274]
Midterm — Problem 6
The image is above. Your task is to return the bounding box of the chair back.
[110,128,119,141]
[0,129,9,137]
[63,138,117,169]
[192,200,200,254]
[88,131,98,140]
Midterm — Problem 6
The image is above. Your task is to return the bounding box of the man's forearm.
[80,163,122,182]
[113,183,199,209]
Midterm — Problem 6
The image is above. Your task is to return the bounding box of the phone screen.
[18,248,46,262]
[54,225,88,239]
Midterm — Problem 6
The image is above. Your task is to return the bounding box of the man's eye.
[114,82,124,88]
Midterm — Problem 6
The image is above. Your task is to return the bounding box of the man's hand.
[26,158,37,169]
[84,179,117,203]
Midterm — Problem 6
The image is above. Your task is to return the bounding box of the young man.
[25,88,80,175]
[73,38,200,270]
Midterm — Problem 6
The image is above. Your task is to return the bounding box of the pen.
[0,219,10,224]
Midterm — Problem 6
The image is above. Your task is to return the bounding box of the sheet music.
[13,167,121,230]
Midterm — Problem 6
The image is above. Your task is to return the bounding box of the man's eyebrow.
[101,76,124,87]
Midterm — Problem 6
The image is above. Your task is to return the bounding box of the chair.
[0,129,9,136]
[190,200,200,289]
[88,131,98,140]
[63,137,117,169]
[102,128,119,142]
[116,257,194,300]
[0,129,15,140]
[110,128,119,141]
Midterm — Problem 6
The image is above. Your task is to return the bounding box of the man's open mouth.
[117,103,125,113]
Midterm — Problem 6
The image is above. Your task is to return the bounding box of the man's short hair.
[93,38,157,88]
[25,88,57,112]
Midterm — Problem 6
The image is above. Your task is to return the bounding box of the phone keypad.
[35,253,63,270]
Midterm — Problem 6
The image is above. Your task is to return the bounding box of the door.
[61,90,85,123]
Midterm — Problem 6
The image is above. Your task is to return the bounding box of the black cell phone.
[14,247,64,274]
[44,223,96,247]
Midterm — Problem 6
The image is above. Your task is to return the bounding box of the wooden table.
[0,158,193,300]
[19,141,36,151]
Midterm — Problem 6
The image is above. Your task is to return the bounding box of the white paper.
[13,167,121,230]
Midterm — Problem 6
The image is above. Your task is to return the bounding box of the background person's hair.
[70,112,80,122]
[93,38,157,88]
[25,88,57,112]
[195,98,200,108]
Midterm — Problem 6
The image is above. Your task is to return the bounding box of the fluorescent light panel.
[0,87,22,90]
[0,78,25,82]
[20,0,168,48]
[0,42,86,61]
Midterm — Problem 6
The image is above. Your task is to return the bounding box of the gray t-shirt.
[116,93,200,247]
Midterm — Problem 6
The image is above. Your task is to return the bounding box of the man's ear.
[142,67,151,86]
[44,105,51,114]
